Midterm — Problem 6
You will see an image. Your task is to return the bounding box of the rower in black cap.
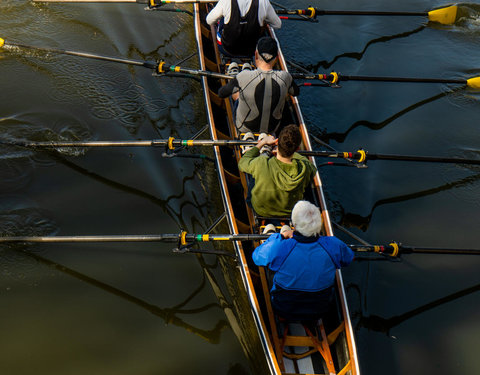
[218,36,299,135]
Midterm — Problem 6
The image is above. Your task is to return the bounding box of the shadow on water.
[297,3,480,72]
[3,246,229,343]
[339,172,480,232]
[306,26,426,71]
[323,90,453,144]
[45,150,212,230]
[349,282,480,336]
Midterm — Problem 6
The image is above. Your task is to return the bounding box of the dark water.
[1,0,479,374]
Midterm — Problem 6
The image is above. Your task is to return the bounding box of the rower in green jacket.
[238,124,317,217]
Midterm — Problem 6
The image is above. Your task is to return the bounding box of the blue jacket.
[252,232,354,292]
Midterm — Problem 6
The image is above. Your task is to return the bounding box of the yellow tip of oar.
[467,77,480,89]
[428,5,458,25]
[0,38,4,48]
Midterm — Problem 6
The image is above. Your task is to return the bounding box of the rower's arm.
[218,77,239,98]
[290,80,300,96]
[206,0,227,25]
[265,2,282,28]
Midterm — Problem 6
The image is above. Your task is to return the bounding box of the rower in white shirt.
[206,0,281,57]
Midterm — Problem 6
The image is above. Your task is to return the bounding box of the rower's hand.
[256,135,277,149]
[281,229,294,239]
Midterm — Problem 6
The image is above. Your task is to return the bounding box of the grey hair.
[291,200,322,237]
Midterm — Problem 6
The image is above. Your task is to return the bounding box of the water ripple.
[456,3,480,32]
[0,195,57,284]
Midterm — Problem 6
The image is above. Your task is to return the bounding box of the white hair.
[291,200,322,237]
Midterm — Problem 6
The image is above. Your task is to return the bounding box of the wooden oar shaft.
[0,233,269,243]
[5,41,155,68]
[0,235,180,243]
[34,0,146,2]
[3,40,228,79]
[4,139,257,148]
[33,0,216,2]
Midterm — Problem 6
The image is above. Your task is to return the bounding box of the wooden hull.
[193,3,360,374]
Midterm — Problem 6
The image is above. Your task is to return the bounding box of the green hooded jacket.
[238,147,317,217]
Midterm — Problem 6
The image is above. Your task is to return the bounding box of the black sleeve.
[290,80,300,96]
[218,77,239,98]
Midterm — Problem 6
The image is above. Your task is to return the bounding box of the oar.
[2,234,479,256]
[291,72,480,89]
[0,233,265,243]
[0,39,231,80]
[299,150,480,166]
[351,243,480,256]
[276,5,458,25]
[8,140,480,166]
[33,0,216,3]
[1,138,256,149]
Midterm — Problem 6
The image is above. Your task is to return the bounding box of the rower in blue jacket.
[252,200,354,321]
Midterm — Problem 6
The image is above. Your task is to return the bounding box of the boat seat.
[279,318,336,375]
[258,266,344,374]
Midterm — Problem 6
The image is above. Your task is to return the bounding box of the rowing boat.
[193,3,360,374]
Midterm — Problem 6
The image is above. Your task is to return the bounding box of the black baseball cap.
[256,37,278,63]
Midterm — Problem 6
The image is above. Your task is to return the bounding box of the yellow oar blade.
[467,77,480,89]
[427,5,458,25]
[0,38,4,48]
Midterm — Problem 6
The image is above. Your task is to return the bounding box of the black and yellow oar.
[276,5,458,25]
[7,139,480,166]
[1,233,479,256]
[0,38,230,80]
[1,138,254,149]
[351,242,480,256]
[292,72,480,89]
[299,149,480,166]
